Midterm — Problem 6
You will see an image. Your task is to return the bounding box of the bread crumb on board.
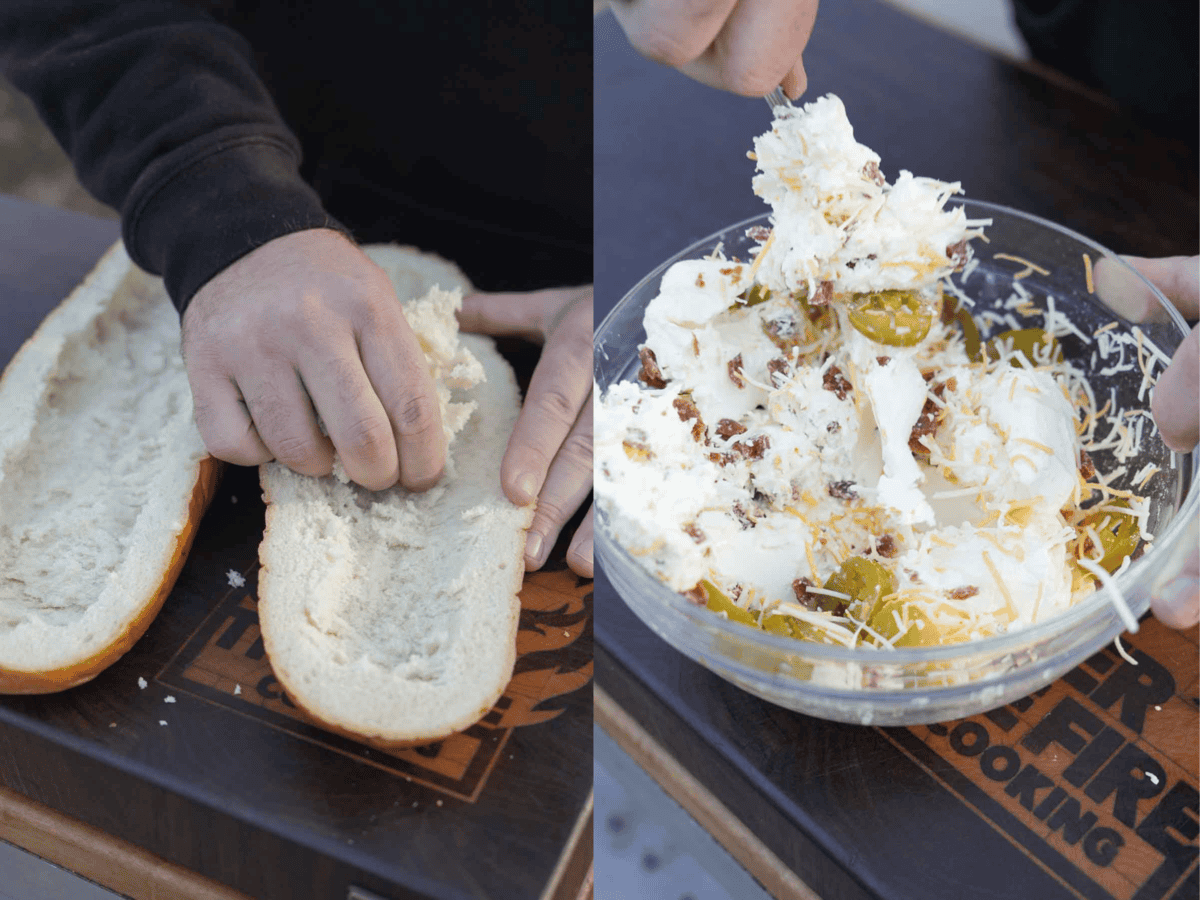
[227,569,246,588]
[164,696,175,704]
[158,720,167,726]
[138,677,147,689]
[233,684,242,695]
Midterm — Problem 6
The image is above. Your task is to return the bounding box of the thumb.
[457,291,546,343]
[1150,326,1199,452]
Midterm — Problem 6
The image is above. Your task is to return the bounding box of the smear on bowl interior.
[595,94,1166,650]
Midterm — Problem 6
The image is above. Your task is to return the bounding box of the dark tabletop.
[594,3,1198,900]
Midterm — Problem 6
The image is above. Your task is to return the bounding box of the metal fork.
[764,86,789,111]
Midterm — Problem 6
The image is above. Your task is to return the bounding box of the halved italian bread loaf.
[0,243,218,693]
[257,246,534,746]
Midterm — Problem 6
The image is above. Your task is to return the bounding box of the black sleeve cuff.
[121,125,352,314]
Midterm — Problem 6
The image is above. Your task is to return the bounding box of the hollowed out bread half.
[0,243,218,693]
[257,246,534,746]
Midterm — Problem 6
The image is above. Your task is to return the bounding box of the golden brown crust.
[0,456,222,694]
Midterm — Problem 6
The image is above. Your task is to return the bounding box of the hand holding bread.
[0,241,565,749]
[181,228,447,493]
[459,286,595,577]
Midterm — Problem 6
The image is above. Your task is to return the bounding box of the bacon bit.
[827,420,841,434]
[708,451,736,467]
[909,399,941,455]
[862,160,885,186]
[767,357,790,385]
[827,480,857,501]
[1079,449,1096,480]
[682,583,707,605]
[715,418,747,440]
[728,354,746,388]
[876,356,891,366]
[732,434,771,461]
[684,523,705,544]
[637,347,667,388]
[732,502,756,529]
[719,265,744,279]
[939,294,959,324]
[909,378,955,455]
[695,273,706,288]
[946,239,969,270]
[792,577,818,609]
[763,313,802,349]
[948,586,979,600]
[823,364,851,400]
[746,225,772,242]
[673,395,705,441]
[810,280,834,307]
[692,333,700,356]
[876,534,897,558]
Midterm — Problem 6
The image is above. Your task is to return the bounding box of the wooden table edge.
[0,781,252,900]
[595,687,824,900]
[540,789,594,900]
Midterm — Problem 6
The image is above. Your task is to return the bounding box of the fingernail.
[516,473,539,503]
[1153,577,1200,628]
[525,531,544,567]
[568,535,593,577]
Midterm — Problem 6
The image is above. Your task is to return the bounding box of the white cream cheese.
[596,93,1120,648]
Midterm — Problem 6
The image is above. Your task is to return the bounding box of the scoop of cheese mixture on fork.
[596,94,1151,650]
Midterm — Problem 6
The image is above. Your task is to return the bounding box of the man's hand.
[611,0,820,99]
[1122,255,1199,630]
[458,287,593,578]
[1123,255,1199,453]
[181,228,446,492]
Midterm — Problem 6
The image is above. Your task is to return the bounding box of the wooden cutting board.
[0,197,593,900]
[597,568,1198,900]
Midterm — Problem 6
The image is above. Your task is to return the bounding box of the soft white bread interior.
[0,242,217,692]
[257,246,534,746]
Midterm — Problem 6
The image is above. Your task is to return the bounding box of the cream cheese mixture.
[596,95,1153,649]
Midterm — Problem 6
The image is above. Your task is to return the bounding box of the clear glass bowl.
[595,199,1198,726]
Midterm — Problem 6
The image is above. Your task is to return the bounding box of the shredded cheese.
[1077,557,1139,633]
[1113,634,1138,665]
[982,551,1018,620]
[993,253,1050,278]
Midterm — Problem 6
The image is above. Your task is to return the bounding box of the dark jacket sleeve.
[0,1,349,313]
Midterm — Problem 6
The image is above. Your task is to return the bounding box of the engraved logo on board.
[156,561,592,803]
[879,619,1198,900]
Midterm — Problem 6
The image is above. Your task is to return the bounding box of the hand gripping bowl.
[594,200,1198,726]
